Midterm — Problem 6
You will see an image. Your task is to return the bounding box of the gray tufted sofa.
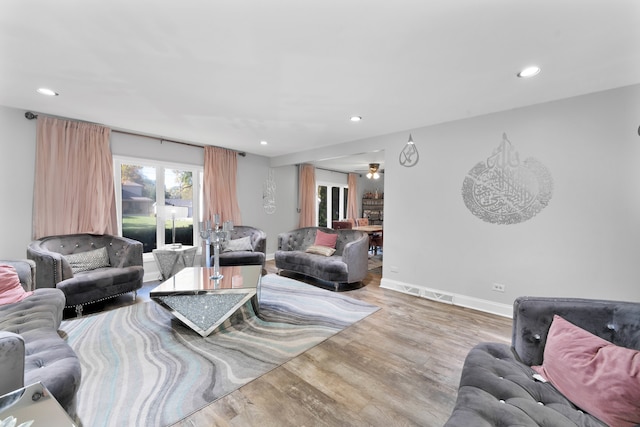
[0,259,81,414]
[445,296,640,426]
[214,225,267,269]
[27,233,144,316]
[275,227,369,291]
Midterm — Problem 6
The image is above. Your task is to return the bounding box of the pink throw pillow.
[532,315,640,427]
[0,264,33,305]
[314,230,338,248]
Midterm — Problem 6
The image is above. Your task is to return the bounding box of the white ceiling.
[1,1,639,173]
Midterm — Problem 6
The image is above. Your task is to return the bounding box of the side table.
[152,245,198,281]
[0,382,76,426]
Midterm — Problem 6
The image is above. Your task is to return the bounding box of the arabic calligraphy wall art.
[461,133,553,225]
[399,134,419,167]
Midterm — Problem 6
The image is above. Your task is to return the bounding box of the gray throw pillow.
[223,236,253,252]
[64,247,111,273]
[305,245,336,257]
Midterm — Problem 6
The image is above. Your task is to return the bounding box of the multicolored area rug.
[60,274,379,427]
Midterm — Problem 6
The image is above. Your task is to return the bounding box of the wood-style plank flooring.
[84,260,512,426]
[161,261,512,427]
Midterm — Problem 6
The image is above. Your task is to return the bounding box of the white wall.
[0,106,36,259]
[379,85,640,313]
[272,84,640,315]
[4,84,640,312]
[236,155,298,256]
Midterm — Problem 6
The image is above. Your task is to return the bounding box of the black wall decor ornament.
[461,133,553,225]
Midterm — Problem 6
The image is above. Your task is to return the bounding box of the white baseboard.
[380,278,513,318]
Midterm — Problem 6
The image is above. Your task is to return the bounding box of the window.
[163,168,194,247]
[317,181,349,227]
[114,157,202,254]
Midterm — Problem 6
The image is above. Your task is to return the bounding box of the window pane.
[199,171,204,223]
[164,169,193,246]
[121,164,156,253]
[318,185,327,227]
[343,188,349,218]
[331,187,340,221]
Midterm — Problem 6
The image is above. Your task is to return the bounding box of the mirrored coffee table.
[150,266,262,337]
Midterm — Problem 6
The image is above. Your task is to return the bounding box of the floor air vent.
[421,290,454,304]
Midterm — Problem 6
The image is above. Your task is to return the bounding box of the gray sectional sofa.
[0,259,81,414]
[27,233,144,316]
[445,296,640,426]
[275,227,369,291]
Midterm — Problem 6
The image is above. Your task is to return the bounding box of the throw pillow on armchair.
[0,264,33,305]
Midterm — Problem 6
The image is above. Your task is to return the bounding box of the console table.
[152,245,198,280]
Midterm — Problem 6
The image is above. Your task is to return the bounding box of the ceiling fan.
[352,162,385,178]
[365,163,382,179]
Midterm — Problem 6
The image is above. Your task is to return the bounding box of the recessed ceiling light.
[37,87,59,96]
[517,66,541,78]
[260,140,268,145]
[350,116,362,122]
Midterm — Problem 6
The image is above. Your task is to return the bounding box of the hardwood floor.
[163,261,513,427]
[72,260,511,426]
[71,262,512,426]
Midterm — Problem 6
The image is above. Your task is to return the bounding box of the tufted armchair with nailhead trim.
[27,233,144,316]
[445,296,640,426]
[213,225,267,271]
[0,259,81,415]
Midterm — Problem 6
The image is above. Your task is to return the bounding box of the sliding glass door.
[114,157,201,253]
[317,182,348,227]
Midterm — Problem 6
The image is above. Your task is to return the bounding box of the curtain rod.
[24,111,246,157]
[313,166,349,175]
